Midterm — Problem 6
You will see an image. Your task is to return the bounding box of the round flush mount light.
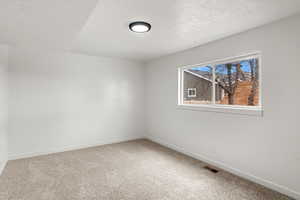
[129,21,151,33]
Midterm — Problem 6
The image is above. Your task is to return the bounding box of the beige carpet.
[0,139,293,200]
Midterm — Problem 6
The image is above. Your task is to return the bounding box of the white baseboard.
[146,135,300,200]
[0,160,7,176]
[9,135,143,161]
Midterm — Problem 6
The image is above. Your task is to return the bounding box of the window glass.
[179,54,260,109]
[215,58,259,106]
[183,66,212,105]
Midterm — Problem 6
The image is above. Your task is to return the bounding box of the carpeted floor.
[0,139,293,200]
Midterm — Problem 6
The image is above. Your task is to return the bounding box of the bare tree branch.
[215,79,231,94]
[248,59,258,105]
[226,64,234,104]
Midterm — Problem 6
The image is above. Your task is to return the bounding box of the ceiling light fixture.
[129,21,151,33]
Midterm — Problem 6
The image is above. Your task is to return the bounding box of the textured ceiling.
[0,0,300,61]
[72,0,300,61]
[0,0,98,49]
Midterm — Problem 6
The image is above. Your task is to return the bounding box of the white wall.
[145,15,300,198]
[0,45,8,175]
[8,48,145,159]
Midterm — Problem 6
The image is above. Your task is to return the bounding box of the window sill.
[177,104,263,116]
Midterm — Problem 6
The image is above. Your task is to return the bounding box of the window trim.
[187,88,197,97]
[177,52,263,116]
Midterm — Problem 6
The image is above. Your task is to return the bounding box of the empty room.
[0,0,300,199]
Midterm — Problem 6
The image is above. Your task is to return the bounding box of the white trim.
[0,160,7,176]
[9,136,143,160]
[178,52,262,115]
[178,68,184,105]
[146,135,300,200]
[180,51,261,70]
[177,104,263,116]
[178,68,182,105]
[258,53,263,108]
[184,70,213,83]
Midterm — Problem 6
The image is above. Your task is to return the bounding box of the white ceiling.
[0,0,98,49]
[72,0,300,61]
[0,0,300,61]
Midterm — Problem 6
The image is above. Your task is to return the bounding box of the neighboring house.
[184,70,224,102]
[219,80,259,105]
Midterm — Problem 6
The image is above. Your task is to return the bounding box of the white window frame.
[177,52,263,116]
[187,88,197,97]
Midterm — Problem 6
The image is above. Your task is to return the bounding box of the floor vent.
[203,166,219,173]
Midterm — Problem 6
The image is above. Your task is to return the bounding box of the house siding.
[184,71,223,102]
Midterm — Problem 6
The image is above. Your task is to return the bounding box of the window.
[183,66,212,104]
[187,88,197,97]
[178,53,262,115]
